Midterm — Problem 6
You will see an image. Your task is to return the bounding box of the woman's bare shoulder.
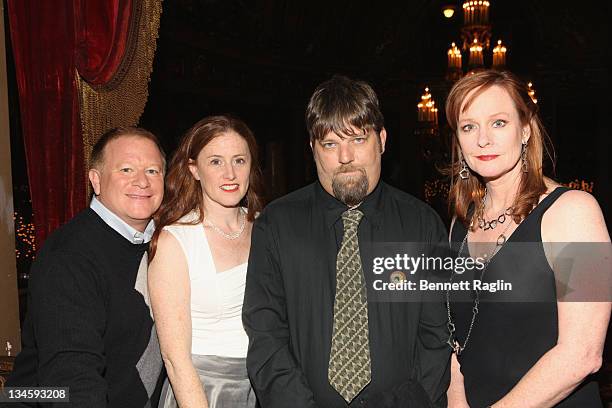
[542,184,609,242]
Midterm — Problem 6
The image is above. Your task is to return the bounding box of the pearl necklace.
[203,208,246,240]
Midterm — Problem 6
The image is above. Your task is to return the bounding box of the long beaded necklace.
[203,208,246,240]
[445,196,516,355]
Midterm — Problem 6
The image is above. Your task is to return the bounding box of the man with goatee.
[243,75,450,408]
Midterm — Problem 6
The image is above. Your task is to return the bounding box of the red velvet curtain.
[7,0,132,248]
[74,1,132,85]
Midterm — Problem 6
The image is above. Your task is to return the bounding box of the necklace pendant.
[446,334,460,353]
[496,234,506,246]
[453,340,462,355]
[446,335,455,350]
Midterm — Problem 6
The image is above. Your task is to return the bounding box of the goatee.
[332,166,368,206]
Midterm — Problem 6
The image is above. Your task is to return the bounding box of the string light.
[422,179,594,205]
[563,179,594,193]
[14,211,36,260]
[424,179,450,203]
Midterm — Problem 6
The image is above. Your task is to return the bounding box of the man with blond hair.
[5,128,166,408]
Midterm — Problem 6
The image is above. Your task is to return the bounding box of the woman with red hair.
[445,70,610,407]
[148,115,263,408]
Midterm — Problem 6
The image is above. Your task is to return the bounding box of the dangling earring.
[459,159,470,180]
[521,141,528,173]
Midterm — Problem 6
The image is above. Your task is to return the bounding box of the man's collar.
[315,180,384,229]
[90,196,155,244]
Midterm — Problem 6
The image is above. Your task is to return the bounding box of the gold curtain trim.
[76,0,163,176]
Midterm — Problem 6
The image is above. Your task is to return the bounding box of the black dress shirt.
[243,181,451,408]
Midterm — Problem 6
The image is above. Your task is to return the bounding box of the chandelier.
[417,0,537,127]
[414,2,594,203]
[417,87,439,125]
[452,0,505,77]
[416,0,526,204]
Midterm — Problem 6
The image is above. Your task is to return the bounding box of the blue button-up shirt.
[90,196,155,244]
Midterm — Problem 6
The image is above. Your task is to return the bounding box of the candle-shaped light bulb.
[493,39,507,67]
[469,38,484,66]
[417,87,438,123]
[527,82,538,104]
[447,42,463,70]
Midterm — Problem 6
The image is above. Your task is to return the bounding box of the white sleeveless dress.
[158,210,255,408]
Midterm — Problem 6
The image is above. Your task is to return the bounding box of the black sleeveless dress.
[449,187,602,407]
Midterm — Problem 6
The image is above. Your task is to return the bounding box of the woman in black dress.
[444,70,610,407]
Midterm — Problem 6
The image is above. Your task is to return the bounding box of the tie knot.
[342,208,364,229]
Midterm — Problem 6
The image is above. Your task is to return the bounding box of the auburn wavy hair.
[149,115,264,261]
[445,70,555,229]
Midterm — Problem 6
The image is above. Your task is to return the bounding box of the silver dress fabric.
[159,355,256,408]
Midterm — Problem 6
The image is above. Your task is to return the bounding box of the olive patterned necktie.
[328,208,371,403]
